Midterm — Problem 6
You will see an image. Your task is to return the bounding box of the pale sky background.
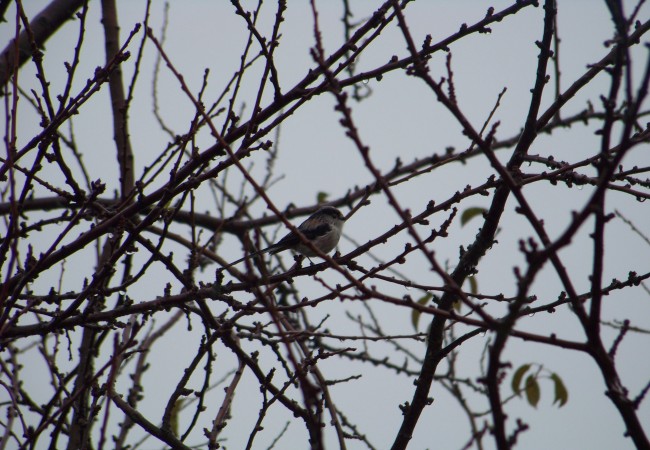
[3,1,650,449]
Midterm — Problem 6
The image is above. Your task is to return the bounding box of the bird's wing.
[269,223,332,253]
[222,223,333,268]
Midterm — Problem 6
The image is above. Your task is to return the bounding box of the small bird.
[222,206,345,269]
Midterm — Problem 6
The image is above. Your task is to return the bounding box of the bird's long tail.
[219,245,280,270]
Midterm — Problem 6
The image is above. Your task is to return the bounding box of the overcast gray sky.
[4,1,650,449]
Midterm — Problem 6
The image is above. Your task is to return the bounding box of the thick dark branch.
[0,0,86,86]
[101,0,135,198]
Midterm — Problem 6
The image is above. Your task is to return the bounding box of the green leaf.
[316,192,329,203]
[169,398,184,436]
[511,364,531,396]
[460,207,487,227]
[525,375,540,408]
[551,373,569,407]
[454,276,478,312]
[467,275,478,295]
[411,293,433,331]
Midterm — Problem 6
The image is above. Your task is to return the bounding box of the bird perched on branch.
[222,206,345,269]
